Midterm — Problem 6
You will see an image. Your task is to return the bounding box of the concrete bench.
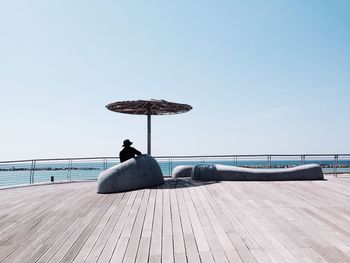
[171,165,194,178]
[97,154,164,193]
[191,164,324,181]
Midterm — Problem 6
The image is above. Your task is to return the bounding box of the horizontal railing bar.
[0,157,118,164]
[155,154,350,158]
[1,153,350,164]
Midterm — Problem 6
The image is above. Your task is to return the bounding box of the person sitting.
[119,139,142,163]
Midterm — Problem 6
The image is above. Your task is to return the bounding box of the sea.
[0,159,349,188]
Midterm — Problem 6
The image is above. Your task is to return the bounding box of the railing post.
[103,158,107,170]
[169,157,173,177]
[29,161,32,184]
[67,159,72,182]
[301,155,305,165]
[267,155,272,168]
[333,155,338,177]
[30,160,36,184]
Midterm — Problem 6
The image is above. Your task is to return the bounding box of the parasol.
[106,99,192,154]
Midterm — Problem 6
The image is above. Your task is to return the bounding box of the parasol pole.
[147,108,151,155]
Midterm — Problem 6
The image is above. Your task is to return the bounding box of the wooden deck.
[0,176,350,262]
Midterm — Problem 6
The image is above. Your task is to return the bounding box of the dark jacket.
[119,147,142,163]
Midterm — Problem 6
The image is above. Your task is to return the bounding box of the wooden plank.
[149,189,163,261]
[174,253,187,263]
[135,189,157,263]
[186,252,201,263]
[170,188,185,256]
[227,232,257,263]
[162,235,174,263]
[141,190,156,238]
[135,236,151,263]
[176,188,192,236]
[109,190,144,263]
[109,237,129,263]
[162,188,174,263]
[31,191,106,262]
[215,182,307,263]
[44,195,114,263]
[199,251,215,263]
[250,249,273,263]
[176,184,201,262]
[123,189,150,262]
[189,186,239,263]
[79,192,131,262]
[96,190,138,262]
[60,194,121,262]
[182,187,210,253]
[198,184,255,262]
[1,184,102,262]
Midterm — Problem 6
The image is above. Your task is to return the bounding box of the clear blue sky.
[1,1,349,160]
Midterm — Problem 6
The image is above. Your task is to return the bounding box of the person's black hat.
[122,139,133,147]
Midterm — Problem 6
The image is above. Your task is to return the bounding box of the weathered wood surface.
[0,176,349,262]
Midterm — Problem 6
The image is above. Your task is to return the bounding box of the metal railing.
[0,154,349,188]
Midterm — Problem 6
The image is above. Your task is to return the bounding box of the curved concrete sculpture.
[192,164,324,181]
[171,165,194,178]
[97,154,164,194]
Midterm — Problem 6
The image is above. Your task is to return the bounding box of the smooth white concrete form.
[192,163,324,181]
[97,154,164,193]
[171,165,194,178]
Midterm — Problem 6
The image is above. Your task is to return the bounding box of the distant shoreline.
[0,167,99,172]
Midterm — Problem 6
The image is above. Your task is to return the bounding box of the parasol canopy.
[106,99,192,154]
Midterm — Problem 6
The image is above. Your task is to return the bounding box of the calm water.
[1,159,349,188]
